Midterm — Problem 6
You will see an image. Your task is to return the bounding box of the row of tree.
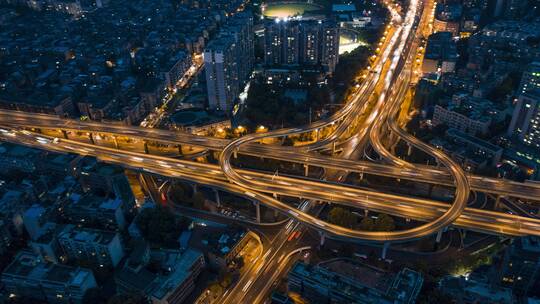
[328,207,395,231]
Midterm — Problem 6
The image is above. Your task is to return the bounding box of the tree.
[192,192,206,209]
[220,272,233,288]
[418,287,454,304]
[82,287,108,304]
[283,137,294,146]
[374,214,395,231]
[108,293,149,304]
[136,206,187,247]
[360,216,375,231]
[209,282,223,296]
[328,207,357,228]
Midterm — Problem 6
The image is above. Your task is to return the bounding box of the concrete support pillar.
[315,129,320,141]
[273,193,278,199]
[332,141,336,154]
[319,231,326,246]
[144,141,149,154]
[436,229,443,243]
[459,229,467,249]
[192,183,198,194]
[407,143,413,156]
[427,184,434,197]
[61,130,68,139]
[88,133,95,145]
[304,164,309,177]
[253,201,261,223]
[494,195,502,210]
[364,209,369,217]
[381,242,390,260]
[112,136,119,149]
[177,145,183,156]
[233,149,238,159]
[214,189,221,208]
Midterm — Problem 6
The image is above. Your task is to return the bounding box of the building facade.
[1,251,97,304]
[508,90,540,149]
[288,261,423,304]
[264,19,339,74]
[58,225,124,267]
[204,12,254,112]
[519,62,540,95]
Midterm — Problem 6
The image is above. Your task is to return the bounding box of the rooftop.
[3,251,94,285]
[59,225,117,245]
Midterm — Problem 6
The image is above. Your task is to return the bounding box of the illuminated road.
[0,2,537,302]
[1,111,538,201]
[0,1,533,303]
[0,0,534,241]
[219,0,473,242]
[1,129,538,238]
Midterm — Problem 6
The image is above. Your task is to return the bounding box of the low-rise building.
[0,220,13,255]
[78,157,135,209]
[421,32,457,75]
[1,251,97,304]
[58,225,124,267]
[508,89,540,149]
[500,237,540,297]
[432,94,505,136]
[61,194,126,230]
[115,241,205,304]
[288,260,423,304]
[433,2,462,36]
[207,229,255,269]
[439,275,515,303]
[430,129,504,171]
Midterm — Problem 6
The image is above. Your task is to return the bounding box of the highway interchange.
[1,0,539,302]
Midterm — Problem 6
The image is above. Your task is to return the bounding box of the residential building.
[439,275,515,303]
[433,93,505,136]
[31,227,64,264]
[0,95,76,117]
[58,225,124,267]
[430,129,504,172]
[0,0,218,124]
[500,237,540,297]
[494,0,528,19]
[23,204,53,240]
[422,32,458,74]
[61,194,127,230]
[0,189,33,235]
[433,2,462,36]
[78,157,135,209]
[116,241,205,304]
[263,18,339,74]
[204,37,240,112]
[204,12,254,112]
[288,260,423,304]
[207,230,255,269]
[519,62,540,95]
[0,220,13,255]
[468,21,540,68]
[1,251,97,304]
[162,51,192,90]
[508,89,540,149]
